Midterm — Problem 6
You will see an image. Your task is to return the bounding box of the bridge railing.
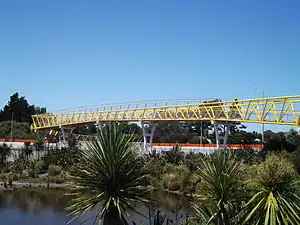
[51,98,218,114]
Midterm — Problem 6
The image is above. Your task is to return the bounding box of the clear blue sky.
[0,1,299,131]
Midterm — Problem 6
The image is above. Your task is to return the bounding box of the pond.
[0,188,192,225]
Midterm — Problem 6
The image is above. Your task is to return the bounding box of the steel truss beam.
[31,96,300,130]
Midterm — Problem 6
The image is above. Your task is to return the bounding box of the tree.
[118,122,143,141]
[0,121,36,139]
[242,154,300,224]
[118,122,142,134]
[187,122,213,139]
[153,123,189,143]
[67,123,151,225]
[0,92,46,123]
[263,131,282,151]
[228,130,261,145]
[286,129,300,151]
[258,129,300,153]
[34,106,47,115]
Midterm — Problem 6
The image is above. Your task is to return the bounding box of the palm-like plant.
[242,154,300,225]
[67,123,151,225]
[193,149,245,225]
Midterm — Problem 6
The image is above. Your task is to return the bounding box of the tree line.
[0,92,46,123]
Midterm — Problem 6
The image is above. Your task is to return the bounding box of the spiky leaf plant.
[242,154,300,225]
[67,123,151,225]
[193,149,245,225]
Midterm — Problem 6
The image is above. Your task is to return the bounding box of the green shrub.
[40,175,65,184]
[1,166,10,173]
[28,162,37,178]
[26,159,47,178]
[162,173,182,191]
[184,152,204,172]
[161,164,190,191]
[66,164,82,177]
[11,156,27,173]
[255,154,296,189]
[163,145,184,165]
[12,173,19,181]
[188,172,200,184]
[293,151,300,172]
[7,173,19,181]
[48,164,62,176]
[164,164,189,176]
[19,173,28,180]
[34,159,46,174]
[0,173,6,181]
[232,148,261,164]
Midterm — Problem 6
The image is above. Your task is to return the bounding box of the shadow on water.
[0,189,193,225]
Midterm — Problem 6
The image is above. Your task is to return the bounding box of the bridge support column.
[212,121,232,149]
[95,121,103,131]
[59,126,75,147]
[141,122,157,153]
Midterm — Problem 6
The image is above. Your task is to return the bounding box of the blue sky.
[0,0,299,132]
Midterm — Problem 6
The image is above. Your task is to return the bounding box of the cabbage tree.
[67,123,151,225]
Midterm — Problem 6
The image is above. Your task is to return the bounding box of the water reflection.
[0,189,73,213]
[0,189,192,225]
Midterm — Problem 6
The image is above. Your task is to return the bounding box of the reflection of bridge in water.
[31,95,300,150]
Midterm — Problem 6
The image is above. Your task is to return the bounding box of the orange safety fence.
[0,138,263,149]
[0,138,55,143]
[152,143,263,149]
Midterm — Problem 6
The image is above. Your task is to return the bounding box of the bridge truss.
[31,95,300,150]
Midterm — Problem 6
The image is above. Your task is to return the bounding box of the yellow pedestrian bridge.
[30,95,300,149]
[31,95,300,130]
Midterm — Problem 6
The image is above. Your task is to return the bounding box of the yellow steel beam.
[31,96,300,130]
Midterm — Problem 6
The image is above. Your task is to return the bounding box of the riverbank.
[0,181,196,198]
[0,181,78,191]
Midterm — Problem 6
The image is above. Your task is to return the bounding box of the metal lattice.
[31,96,300,130]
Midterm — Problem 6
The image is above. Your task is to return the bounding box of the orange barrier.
[0,138,55,143]
[152,143,263,149]
[0,138,262,149]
